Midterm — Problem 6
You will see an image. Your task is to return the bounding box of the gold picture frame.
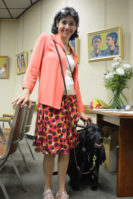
[16,51,28,74]
[0,56,9,79]
[70,37,80,64]
[88,26,123,62]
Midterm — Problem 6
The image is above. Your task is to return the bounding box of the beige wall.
[0,19,17,114]
[129,0,133,102]
[0,0,133,133]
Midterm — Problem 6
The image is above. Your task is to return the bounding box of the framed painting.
[70,37,80,63]
[0,56,9,79]
[16,51,28,74]
[88,26,123,62]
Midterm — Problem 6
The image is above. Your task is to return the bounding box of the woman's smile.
[57,16,77,41]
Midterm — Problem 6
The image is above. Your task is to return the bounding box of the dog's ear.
[98,146,106,163]
[86,125,95,138]
[78,129,86,145]
[86,123,95,133]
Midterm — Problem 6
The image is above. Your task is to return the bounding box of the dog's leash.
[73,147,97,175]
[74,123,97,175]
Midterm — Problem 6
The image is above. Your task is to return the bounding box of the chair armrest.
[2,114,14,119]
[0,117,11,122]
[0,117,12,127]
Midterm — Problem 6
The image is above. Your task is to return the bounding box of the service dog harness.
[74,124,98,175]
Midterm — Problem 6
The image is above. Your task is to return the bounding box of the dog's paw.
[91,185,98,191]
[91,183,98,191]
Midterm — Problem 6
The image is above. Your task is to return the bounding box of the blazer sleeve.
[22,34,46,93]
[76,80,85,114]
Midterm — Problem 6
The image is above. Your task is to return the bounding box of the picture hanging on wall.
[0,56,9,79]
[70,37,80,63]
[88,26,123,62]
[16,51,28,74]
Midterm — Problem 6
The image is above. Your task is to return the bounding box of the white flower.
[105,74,110,80]
[116,68,125,75]
[112,61,120,68]
[123,63,131,69]
[105,72,114,79]
[113,56,122,62]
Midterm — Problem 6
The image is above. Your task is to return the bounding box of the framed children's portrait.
[70,37,80,63]
[16,51,28,74]
[0,56,9,79]
[88,26,123,62]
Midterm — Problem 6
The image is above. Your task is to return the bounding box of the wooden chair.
[0,125,6,144]
[16,101,36,171]
[0,104,28,199]
[1,101,36,171]
[23,101,36,160]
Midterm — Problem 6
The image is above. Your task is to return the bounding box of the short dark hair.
[51,7,79,40]
[92,35,102,44]
[106,32,118,44]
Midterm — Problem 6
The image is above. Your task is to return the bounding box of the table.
[84,106,133,197]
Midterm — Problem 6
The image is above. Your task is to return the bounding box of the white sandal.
[56,192,69,199]
[43,189,54,199]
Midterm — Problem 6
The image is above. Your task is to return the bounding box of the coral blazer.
[23,33,84,114]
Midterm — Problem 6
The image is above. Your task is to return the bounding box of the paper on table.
[93,109,133,114]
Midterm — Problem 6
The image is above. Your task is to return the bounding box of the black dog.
[67,123,106,191]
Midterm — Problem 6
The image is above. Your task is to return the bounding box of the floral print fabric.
[33,95,79,155]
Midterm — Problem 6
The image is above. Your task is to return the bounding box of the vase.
[109,90,126,109]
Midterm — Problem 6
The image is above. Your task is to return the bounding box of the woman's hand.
[12,88,31,108]
[80,111,93,124]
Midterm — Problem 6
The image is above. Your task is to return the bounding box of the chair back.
[0,126,6,143]
[20,108,30,140]
[25,101,36,133]
[0,104,28,161]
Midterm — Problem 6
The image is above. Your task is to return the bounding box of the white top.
[64,54,76,95]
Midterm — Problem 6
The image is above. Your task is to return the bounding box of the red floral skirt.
[33,95,79,155]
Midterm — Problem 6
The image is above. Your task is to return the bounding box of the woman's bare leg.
[43,154,55,190]
[57,153,70,192]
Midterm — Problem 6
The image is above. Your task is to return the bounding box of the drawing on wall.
[70,37,80,63]
[88,26,123,62]
[0,56,9,79]
[16,51,28,74]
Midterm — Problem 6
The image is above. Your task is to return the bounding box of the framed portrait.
[88,26,123,62]
[0,56,9,79]
[16,51,28,74]
[70,37,80,63]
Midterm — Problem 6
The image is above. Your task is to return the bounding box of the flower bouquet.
[89,98,109,109]
[104,57,133,109]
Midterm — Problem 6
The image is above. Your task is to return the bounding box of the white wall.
[129,0,133,103]
[0,19,17,114]
[0,0,133,134]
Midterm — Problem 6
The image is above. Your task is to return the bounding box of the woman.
[13,7,92,199]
